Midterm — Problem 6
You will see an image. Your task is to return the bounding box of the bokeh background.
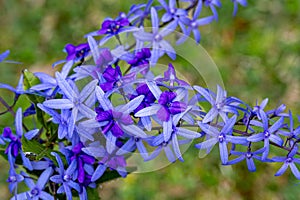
[0,0,300,199]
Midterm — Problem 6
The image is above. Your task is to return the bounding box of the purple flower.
[231,0,247,16]
[0,74,25,96]
[156,63,189,87]
[32,61,73,96]
[38,104,71,139]
[94,86,146,139]
[100,65,122,92]
[194,85,242,123]
[3,127,22,158]
[134,7,177,64]
[82,142,127,182]
[227,147,266,172]
[252,98,269,120]
[179,1,214,44]
[247,111,284,160]
[65,42,90,62]
[127,0,153,26]
[12,168,54,200]
[131,84,156,113]
[272,146,300,179]
[7,167,24,193]
[266,103,288,117]
[157,91,187,122]
[204,0,221,21]
[68,142,95,184]
[86,15,138,46]
[195,115,247,164]
[135,82,188,127]
[127,48,151,74]
[87,36,113,68]
[159,0,187,22]
[50,152,81,200]
[96,108,133,138]
[2,108,38,170]
[98,17,130,35]
[116,136,150,160]
[147,120,202,162]
[0,50,10,62]
[279,110,300,141]
[43,72,98,138]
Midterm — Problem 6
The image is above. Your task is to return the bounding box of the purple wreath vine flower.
[7,167,24,194]
[232,0,248,16]
[134,7,178,64]
[1,108,39,170]
[194,85,242,123]
[227,147,266,172]
[86,15,138,46]
[50,152,81,200]
[195,115,247,164]
[247,110,284,160]
[179,0,214,44]
[127,0,153,26]
[272,146,300,179]
[42,72,97,138]
[204,0,222,20]
[82,142,127,182]
[13,168,54,200]
[156,63,189,87]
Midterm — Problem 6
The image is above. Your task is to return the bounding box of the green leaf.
[21,137,55,162]
[86,187,100,200]
[0,149,8,161]
[23,69,41,92]
[96,166,137,184]
[23,69,48,128]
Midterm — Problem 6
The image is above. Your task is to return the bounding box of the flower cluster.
[1,0,299,200]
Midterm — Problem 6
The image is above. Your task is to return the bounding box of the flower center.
[63,174,71,182]
[191,21,198,28]
[286,157,293,163]
[31,188,39,196]
[218,134,225,143]
[264,130,270,138]
[170,8,176,14]
[8,175,17,182]
[154,34,162,42]
[246,152,252,159]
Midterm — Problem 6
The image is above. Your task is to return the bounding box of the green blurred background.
[0,0,300,199]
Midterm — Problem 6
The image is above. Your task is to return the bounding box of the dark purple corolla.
[127,48,151,74]
[157,91,187,122]
[135,81,188,123]
[95,107,133,138]
[86,15,138,46]
[130,84,156,113]
[100,65,122,92]
[156,63,189,87]
[65,42,90,61]
[69,142,95,184]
